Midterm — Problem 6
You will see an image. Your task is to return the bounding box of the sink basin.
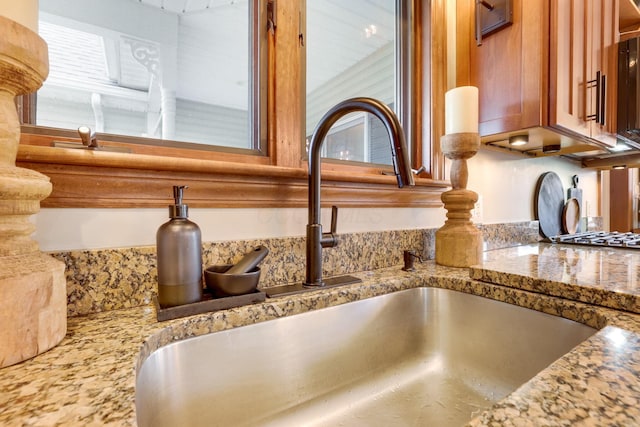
[136,287,596,426]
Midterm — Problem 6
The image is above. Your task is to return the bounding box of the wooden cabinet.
[461,0,545,137]
[551,0,618,146]
[591,0,620,144]
[459,0,619,151]
[610,168,634,232]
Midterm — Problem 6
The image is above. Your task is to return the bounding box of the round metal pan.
[534,172,565,239]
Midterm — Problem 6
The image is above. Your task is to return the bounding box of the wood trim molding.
[582,153,640,169]
[428,0,448,181]
[17,145,448,208]
[20,129,272,165]
[271,0,304,169]
[609,168,633,231]
[455,0,473,87]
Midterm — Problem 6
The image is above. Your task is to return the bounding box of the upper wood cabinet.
[459,0,619,151]
[551,0,618,146]
[461,0,546,137]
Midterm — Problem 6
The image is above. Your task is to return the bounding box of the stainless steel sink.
[136,288,597,426]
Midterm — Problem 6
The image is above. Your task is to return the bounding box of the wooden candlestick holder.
[435,132,483,267]
[0,17,67,368]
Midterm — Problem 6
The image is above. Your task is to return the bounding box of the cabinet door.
[466,0,548,136]
[589,0,618,147]
[550,0,592,138]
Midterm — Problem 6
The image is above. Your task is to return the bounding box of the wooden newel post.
[0,16,67,368]
[435,132,483,267]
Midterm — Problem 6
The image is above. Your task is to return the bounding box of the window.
[18,0,447,208]
[34,0,263,152]
[306,0,399,166]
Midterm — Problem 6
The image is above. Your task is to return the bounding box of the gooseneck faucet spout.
[305,97,415,287]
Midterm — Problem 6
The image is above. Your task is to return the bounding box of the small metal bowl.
[204,264,261,297]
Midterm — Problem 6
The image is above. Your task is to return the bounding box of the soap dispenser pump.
[156,185,203,308]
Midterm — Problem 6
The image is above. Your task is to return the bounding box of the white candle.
[445,86,479,135]
[0,0,39,32]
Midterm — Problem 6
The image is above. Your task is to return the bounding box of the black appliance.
[618,37,640,147]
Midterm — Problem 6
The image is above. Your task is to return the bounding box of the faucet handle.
[402,250,423,271]
[330,205,338,235]
[321,205,338,248]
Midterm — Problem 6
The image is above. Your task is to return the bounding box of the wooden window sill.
[17,145,448,208]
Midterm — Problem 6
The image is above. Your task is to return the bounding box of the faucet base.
[265,275,362,298]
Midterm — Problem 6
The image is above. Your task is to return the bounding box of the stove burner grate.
[550,231,640,249]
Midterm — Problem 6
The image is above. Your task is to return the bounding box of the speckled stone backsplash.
[50,220,595,317]
[52,229,426,317]
[478,221,539,250]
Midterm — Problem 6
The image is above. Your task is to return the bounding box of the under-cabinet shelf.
[620,0,640,41]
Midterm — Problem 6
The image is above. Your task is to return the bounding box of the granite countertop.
[472,243,640,313]
[2,243,640,426]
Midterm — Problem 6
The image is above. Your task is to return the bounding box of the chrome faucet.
[305,97,415,287]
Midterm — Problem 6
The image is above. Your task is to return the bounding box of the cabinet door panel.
[470,0,546,136]
[589,0,618,146]
[551,0,591,137]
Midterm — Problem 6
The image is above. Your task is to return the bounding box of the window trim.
[17,0,449,209]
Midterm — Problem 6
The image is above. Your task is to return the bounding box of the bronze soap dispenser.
[156,185,203,308]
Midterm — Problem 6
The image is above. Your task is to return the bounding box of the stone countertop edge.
[1,261,640,426]
[471,243,640,315]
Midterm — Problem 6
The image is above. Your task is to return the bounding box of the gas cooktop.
[550,231,640,249]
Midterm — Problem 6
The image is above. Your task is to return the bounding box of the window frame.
[24,0,267,158]
[16,0,449,208]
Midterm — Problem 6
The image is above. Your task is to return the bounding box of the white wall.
[32,148,598,252]
[466,148,599,224]
[32,206,445,252]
